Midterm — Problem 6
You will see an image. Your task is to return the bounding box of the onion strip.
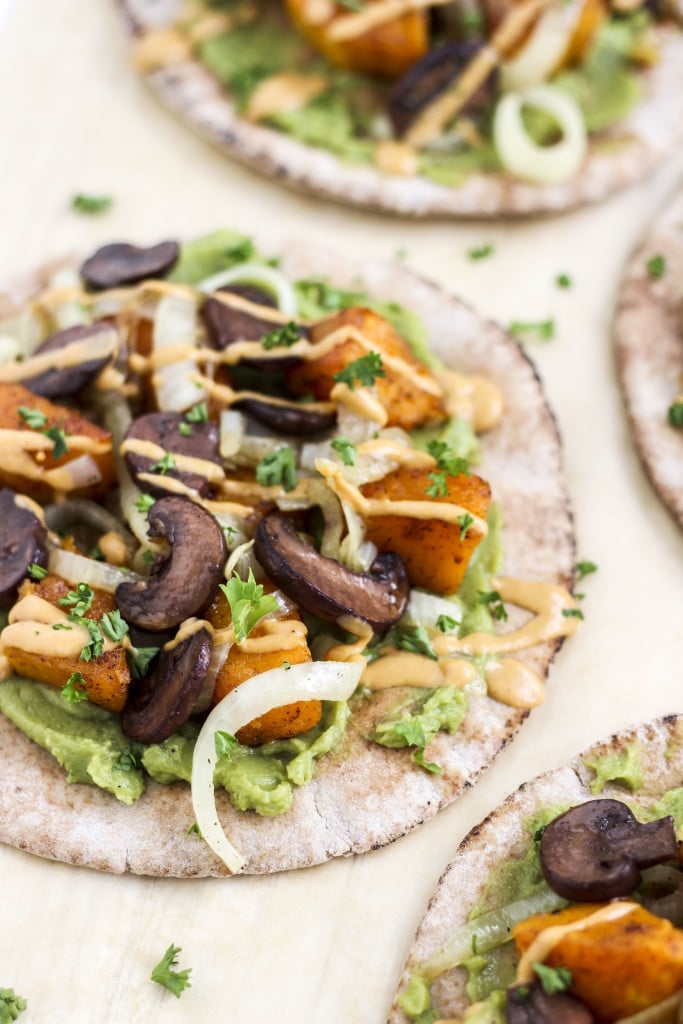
[48,547,141,593]
[197,263,298,316]
[493,84,587,184]
[191,660,363,873]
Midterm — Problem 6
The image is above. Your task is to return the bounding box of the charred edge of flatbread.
[614,186,683,529]
[117,0,683,218]
[0,243,574,876]
[387,713,683,1023]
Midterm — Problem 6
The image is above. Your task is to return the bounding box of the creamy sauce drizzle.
[3,594,117,660]
[0,328,118,383]
[437,369,504,433]
[245,72,327,122]
[132,29,193,73]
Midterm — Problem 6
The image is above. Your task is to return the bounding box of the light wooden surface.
[1,3,682,1022]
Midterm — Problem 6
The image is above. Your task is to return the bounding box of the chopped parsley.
[17,407,69,457]
[215,730,239,757]
[43,425,69,460]
[185,401,208,423]
[575,560,598,581]
[0,988,27,1022]
[61,671,88,703]
[333,352,386,391]
[425,471,448,498]
[27,563,47,580]
[220,568,279,644]
[331,436,357,466]
[555,273,572,289]
[468,243,494,261]
[668,401,683,428]
[646,254,666,279]
[509,319,556,342]
[135,493,155,513]
[426,440,469,478]
[178,422,193,437]
[58,582,94,616]
[150,452,176,475]
[457,512,475,540]
[77,618,105,661]
[532,962,573,995]
[100,609,129,643]
[478,590,508,622]
[127,645,159,679]
[562,608,584,620]
[71,193,113,214]
[151,944,192,998]
[398,626,437,661]
[17,407,47,429]
[436,613,458,633]
[222,524,238,544]
[187,822,203,838]
[255,447,298,492]
[261,321,300,350]
[114,746,139,772]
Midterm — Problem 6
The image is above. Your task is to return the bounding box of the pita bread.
[0,241,574,876]
[118,0,683,218]
[615,186,683,528]
[389,713,683,1022]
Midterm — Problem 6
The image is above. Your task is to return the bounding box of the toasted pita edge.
[615,185,683,529]
[118,0,683,218]
[388,713,683,1022]
[0,241,574,876]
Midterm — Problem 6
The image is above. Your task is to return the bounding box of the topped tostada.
[0,230,576,876]
[391,714,683,1023]
[122,0,683,216]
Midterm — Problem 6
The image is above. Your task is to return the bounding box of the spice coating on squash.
[361,465,490,594]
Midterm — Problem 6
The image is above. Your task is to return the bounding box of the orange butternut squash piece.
[284,0,428,78]
[205,593,321,745]
[513,903,683,1021]
[360,464,490,594]
[4,576,131,712]
[0,382,115,501]
[286,307,446,430]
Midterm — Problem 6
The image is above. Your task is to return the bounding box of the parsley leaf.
[151,944,192,998]
[468,243,494,261]
[261,321,300,350]
[425,471,448,498]
[187,822,203,837]
[27,563,48,580]
[509,319,556,342]
[556,273,572,289]
[76,618,105,661]
[255,447,298,492]
[185,401,209,423]
[61,672,88,703]
[668,401,683,428]
[331,436,357,466]
[398,626,437,661]
[220,569,279,644]
[426,440,469,478]
[135,493,155,513]
[58,582,94,616]
[562,608,584,620]
[333,352,386,391]
[478,590,508,622]
[100,609,129,643]
[178,422,193,437]
[436,613,458,633]
[457,512,474,540]
[114,746,138,772]
[646,254,666,279]
[150,452,176,475]
[575,560,597,581]
[17,406,47,429]
[43,425,69,460]
[215,730,239,757]
[0,988,27,1022]
[532,962,573,995]
[71,193,113,214]
[127,646,159,679]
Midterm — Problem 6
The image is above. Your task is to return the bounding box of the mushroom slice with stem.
[540,799,679,902]
[253,511,409,630]
[122,626,212,744]
[0,488,48,608]
[115,496,227,632]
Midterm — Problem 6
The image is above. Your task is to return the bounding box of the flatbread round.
[615,186,683,528]
[389,713,683,1022]
[0,242,574,875]
[118,0,683,218]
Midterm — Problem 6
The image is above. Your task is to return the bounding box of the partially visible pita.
[389,714,683,1022]
[0,241,574,876]
[119,0,683,218]
[615,186,683,528]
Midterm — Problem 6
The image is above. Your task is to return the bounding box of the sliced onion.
[197,263,298,317]
[500,0,584,92]
[219,409,245,459]
[420,887,567,981]
[152,292,207,412]
[225,539,259,579]
[48,267,91,331]
[404,589,462,630]
[49,454,102,490]
[0,335,22,364]
[45,498,130,540]
[193,641,231,714]
[493,85,587,184]
[48,546,141,592]
[191,660,363,873]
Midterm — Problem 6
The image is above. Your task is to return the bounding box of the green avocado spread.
[0,677,349,815]
[193,1,650,186]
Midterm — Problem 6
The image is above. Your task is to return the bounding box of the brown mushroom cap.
[115,496,227,632]
[0,488,48,608]
[540,799,679,902]
[80,240,179,290]
[122,626,212,744]
[123,412,221,499]
[253,511,409,630]
[201,292,307,371]
[231,395,336,435]
[23,322,118,398]
[506,981,595,1023]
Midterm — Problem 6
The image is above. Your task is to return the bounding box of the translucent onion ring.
[500,0,585,91]
[197,262,298,316]
[493,84,587,184]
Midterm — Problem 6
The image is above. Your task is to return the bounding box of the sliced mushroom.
[22,322,118,398]
[231,395,336,435]
[254,511,409,630]
[540,799,679,902]
[80,240,179,290]
[388,41,494,136]
[0,488,48,608]
[116,496,227,632]
[201,292,307,371]
[123,412,221,499]
[122,626,212,744]
[218,284,277,308]
[506,981,595,1023]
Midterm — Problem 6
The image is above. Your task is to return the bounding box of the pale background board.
[1,3,682,1023]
